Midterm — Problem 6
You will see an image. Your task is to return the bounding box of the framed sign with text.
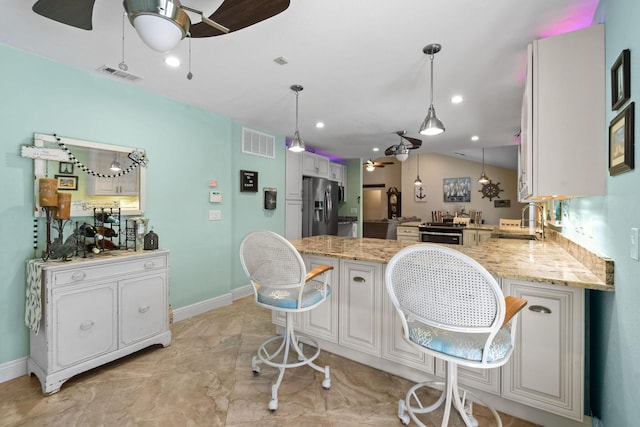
[240,170,258,192]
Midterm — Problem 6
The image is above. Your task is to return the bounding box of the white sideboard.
[27,250,172,394]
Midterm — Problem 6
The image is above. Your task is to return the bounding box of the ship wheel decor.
[479,180,503,201]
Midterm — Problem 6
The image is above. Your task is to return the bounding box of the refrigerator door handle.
[324,190,330,224]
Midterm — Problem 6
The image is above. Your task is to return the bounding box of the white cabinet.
[502,279,584,421]
[382,287,434,373]
[397,224,420,242]
[302,152,330,178]
[519,24,605,201]
[285,149,303,200]
[462,229,492,247]
[27,250,171,394]
[87,150,140,196]
[302,256,339,343]
[339,259,382,357]
[284,199,302,240]
[329,162,344,183]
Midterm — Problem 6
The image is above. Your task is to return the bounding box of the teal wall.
[0,44,285,364]
[561,1,640,425]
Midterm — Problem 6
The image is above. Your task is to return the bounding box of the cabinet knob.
[353,276,366,283]
[138,305,150,314]
[79,320,94,330]
[528,305,552,314]
[144,262,155,269]
[71,272,86,281]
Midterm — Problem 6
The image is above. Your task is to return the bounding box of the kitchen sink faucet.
[521,203,545,239]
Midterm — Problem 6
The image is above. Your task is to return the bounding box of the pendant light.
[419,44,445,136]
[414,153,422,186]
[288,85,306,153]
[110,153,122,172]
[478,147,490,184]
[119,12,128,71]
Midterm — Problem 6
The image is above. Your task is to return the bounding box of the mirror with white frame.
[32,133,146,217]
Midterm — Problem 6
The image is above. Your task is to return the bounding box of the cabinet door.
[329,162,343,183]
[302,152,329,178]
[502,279,584,421]
[301,255,339,343]
[462,230,476,247]
[477,230,492,245]
[339,260,382,356]
[53,282,117,369]
[285,149,302,199]
[119,273,167,346]
[519,43,534,201]
[87,151,140,196]
[382,288,434,373]
[285,200,302,240]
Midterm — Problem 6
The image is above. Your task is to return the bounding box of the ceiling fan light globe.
[395,152,409,162]
[124,0,190,52]
[366,164,375,172]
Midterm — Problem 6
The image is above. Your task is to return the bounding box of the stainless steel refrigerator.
[302,177,339,237]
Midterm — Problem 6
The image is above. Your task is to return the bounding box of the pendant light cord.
[429,53,434,106]
[295,91,300,132]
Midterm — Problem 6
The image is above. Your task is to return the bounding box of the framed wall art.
[58,162,74,175]
[609,102,634,176]
[611,49,631,111]
[443,177,471,203]
[55,175,78,191]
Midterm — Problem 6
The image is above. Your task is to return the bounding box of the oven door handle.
[421,231,462,236]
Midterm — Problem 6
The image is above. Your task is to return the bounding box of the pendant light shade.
[414,153,422,185]
[419,44,445,136]
[478,148,490,184]
[288,85,306,153]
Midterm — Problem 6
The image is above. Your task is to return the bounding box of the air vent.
[96,65,142,82]
[242,128,275,159]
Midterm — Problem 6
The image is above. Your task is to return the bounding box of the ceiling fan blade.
[32,0,95,30]
[402,136,423,149]
[189,0,290,38]
[384,145,398,156]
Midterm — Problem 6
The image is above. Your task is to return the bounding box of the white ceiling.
[1,0,599,169]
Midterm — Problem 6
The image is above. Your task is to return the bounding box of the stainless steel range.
[418,222,465,245]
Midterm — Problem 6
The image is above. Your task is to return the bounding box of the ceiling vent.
[96,65,142,82]
[242,127,275,159]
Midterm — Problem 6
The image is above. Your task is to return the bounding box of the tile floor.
[0,296,539,426]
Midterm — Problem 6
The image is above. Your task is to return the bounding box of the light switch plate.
[208,210,221,221]
[631,228,638,260]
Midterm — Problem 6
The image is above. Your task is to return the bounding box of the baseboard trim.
[1,286,254,385]
[0,357,27,384]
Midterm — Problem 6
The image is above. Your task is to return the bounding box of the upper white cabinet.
[285,149,303,200]
[302,152,330,178]
[519,24,605,201]
[329,162,344,183]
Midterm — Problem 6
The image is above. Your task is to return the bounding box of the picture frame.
[443,177,471,203]
[240,170,258,192]
[611,49,630,111]
[55,174,78,190]
[494,199,511,208]
[58,161,74,175]
[609,102,634,176]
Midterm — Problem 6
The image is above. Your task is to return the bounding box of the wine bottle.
[95,212,119,225]
[97,227,118,238]
[79,224,104,240]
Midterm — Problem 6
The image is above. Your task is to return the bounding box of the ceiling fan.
[363,159,394,171]
[32,0,290,52]
[384,130,422,161]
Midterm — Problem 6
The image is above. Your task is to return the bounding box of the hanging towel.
[25,259,43,334]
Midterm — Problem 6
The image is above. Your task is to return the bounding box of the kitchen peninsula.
[286,234,612,427]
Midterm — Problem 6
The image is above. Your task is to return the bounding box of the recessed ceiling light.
[373,147,379,152]
[164,56,180,68]
[316,122,325,128]
[471,135,480,141]
[451,95,463,104]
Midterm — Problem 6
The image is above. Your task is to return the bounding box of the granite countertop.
[290,235,613,292]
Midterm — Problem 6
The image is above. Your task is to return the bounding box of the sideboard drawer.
[51,255,167,287]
